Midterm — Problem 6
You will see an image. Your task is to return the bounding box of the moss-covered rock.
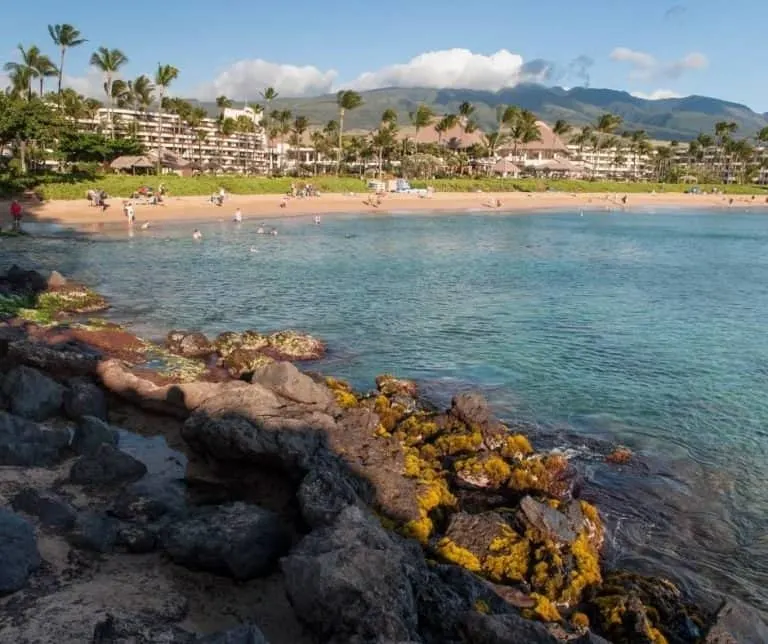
[586,571,705,644]
[166,330,214,358]
[264,330,325,361]
[221,348,275,379]
[325,376,358,409]
[37,286,108,315]
[376,374,418,398]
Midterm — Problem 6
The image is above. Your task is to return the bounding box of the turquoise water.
[8,209,768,612]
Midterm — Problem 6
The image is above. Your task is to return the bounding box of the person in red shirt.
[9,200,22,231]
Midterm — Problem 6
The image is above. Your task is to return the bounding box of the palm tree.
[408,104,434,154]
[310,130,327,175]
[258,87,279,173]
[131,75,154,112]
[153,64,179,175]
[216,95,232,115]
[4,45,50,99]
[591,113,622,178]
[290,115,309,167]
[372,109,398,178]
[48,24,86,101]
[507,109,541,161]
[335,90,363,175]
[553,119,571,140]
[713,121,738,182]
[89,47,128,138]
[36,56,58,97]
[458,101,475,131]
[434,114,458,147]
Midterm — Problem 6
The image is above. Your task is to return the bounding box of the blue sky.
[4,0,767,111]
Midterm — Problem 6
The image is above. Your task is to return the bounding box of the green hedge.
[36,176,370,200]
[20,175,768,200]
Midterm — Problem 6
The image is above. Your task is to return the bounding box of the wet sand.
[4,190,768,230]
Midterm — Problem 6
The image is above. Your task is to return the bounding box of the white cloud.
[610,47,707,81]
[198,59,337,99]
[347,48,530,91]
[62,70,106,98]
[631,89,683,100]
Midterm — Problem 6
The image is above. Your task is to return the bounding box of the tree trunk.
[156,88,164,176]
[57,47,65,102]
[18,139,27,175]
[337,109,344,176]
[106,74,114,139]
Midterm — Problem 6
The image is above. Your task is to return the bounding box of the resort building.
[87,105,267,174]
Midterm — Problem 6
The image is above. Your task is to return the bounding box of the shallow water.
[6,208,768,612]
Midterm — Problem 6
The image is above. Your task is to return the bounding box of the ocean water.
[7,208,768,612]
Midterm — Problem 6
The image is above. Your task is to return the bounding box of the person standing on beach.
[9,199,22,231]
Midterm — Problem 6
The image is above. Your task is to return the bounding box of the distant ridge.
[190,84,768,142]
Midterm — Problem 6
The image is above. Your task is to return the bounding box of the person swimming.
[314,215,321,224]
[270,228,278,236]
[140,221,150,230]
[256,226,265,234]
[193,229,202,240]
[233,209,242,223]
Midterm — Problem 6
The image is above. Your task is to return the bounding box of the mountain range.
[197,85,768,142]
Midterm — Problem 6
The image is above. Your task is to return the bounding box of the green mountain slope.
[192,85,768,141]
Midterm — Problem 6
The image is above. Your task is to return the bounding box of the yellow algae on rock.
[481,526,531,583]
[437,538,482,572]
[394,414,439,446]
[404,479,456,544]
[325,376,358,409]
[454,454,512,488]
[571,612,590,630]
[527,593,562,622]
[434,430,483,456]
[500,434,534,459]
[473,599,491,614]
[373,394,407,432]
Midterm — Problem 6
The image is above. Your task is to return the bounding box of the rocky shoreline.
[0,265,765,643]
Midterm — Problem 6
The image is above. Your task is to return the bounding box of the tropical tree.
[507,109,541,160]
[434,114,458,147]
[152,64,179,174]
[0,94,61,173]
[89,47,128,138]
[590,113,622,177]
[257,87,279,173]
[371,108,398,177]
[4,45,56,99]
[408,104,434,154]
[458,101,475,131]
[47,24,86,100]
[130,75,154,113]
[553,119,571,140]
[335,90,363,175]
[289,115,309,167]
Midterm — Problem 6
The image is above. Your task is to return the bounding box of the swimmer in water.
[140,221,150,230]
[193,229,202,240]
[314,215,321,224]
[270,228,278,236]
[256,226,265,234]
[233,209,242,223]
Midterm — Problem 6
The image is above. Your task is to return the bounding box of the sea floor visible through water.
[6,207,768,614]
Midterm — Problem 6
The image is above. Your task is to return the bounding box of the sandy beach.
[4,190,768,229]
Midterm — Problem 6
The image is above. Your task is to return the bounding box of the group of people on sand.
[210,187,227,206]
[86,189,109,211]
[290,182,319,198]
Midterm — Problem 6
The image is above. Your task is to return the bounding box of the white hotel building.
[90,105,267,174]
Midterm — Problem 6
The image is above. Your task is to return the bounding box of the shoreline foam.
[4,190,768,231]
